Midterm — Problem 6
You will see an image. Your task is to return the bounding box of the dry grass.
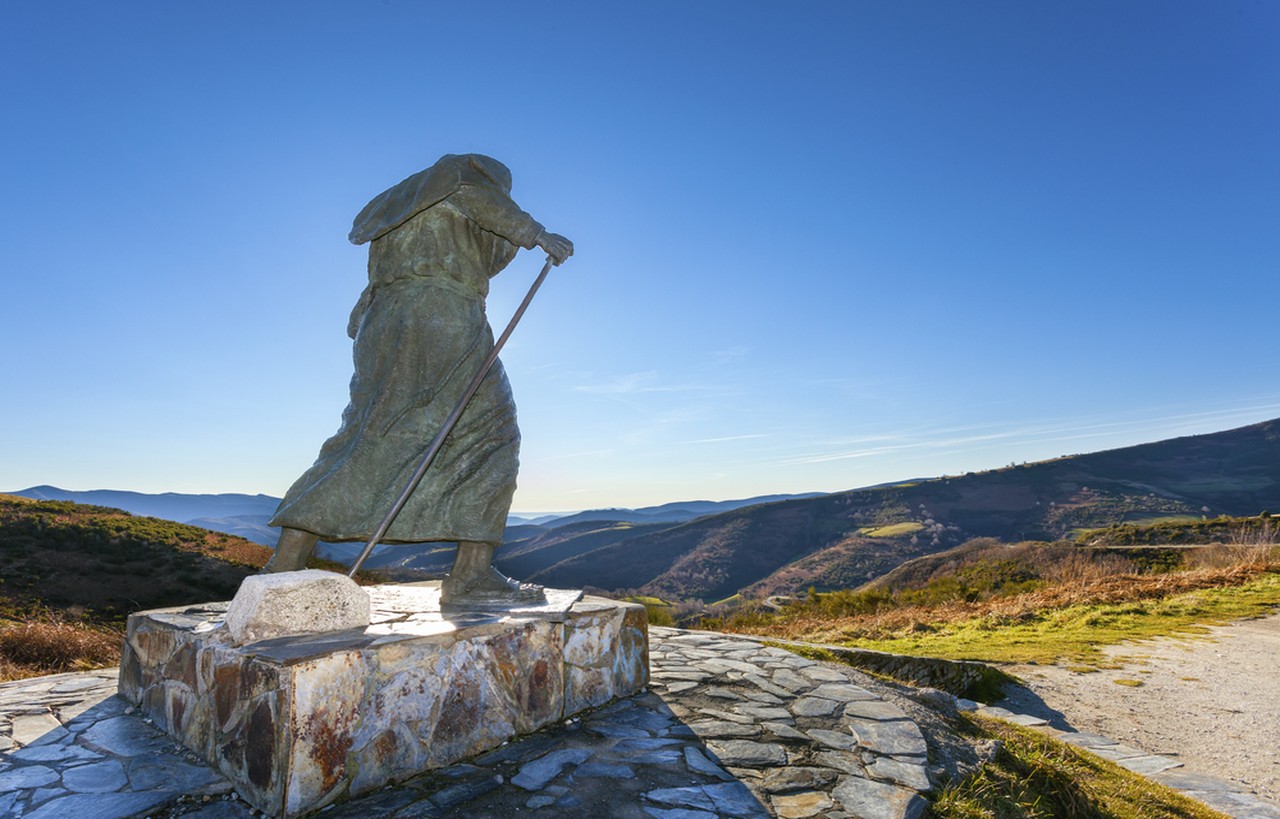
[728,563,1271,645]
[0,610,123,682]
[716,534,1274,655]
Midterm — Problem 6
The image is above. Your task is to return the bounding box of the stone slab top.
[129,581,598,666]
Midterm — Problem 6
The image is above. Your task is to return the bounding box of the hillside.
[0,494,272,622]
[530,418,1280,601]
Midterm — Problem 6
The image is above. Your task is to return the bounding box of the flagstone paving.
[0,627,1274,817]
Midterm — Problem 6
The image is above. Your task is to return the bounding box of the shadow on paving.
[324,691,771,818]
[0,670,230,819]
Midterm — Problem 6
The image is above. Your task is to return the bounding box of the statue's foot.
[441,566,546,606]
[259,549,309,574]
[260,528,317,574]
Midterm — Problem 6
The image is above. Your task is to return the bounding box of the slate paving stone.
[791,696,841,717]
[585,722,652,738]
[806,728,861,751]
[9,743,102,763]
[426,774,502,808]
[740,690,785,705]
[743,676,797,699]
[127,757,226,792]
[705,739,788,767]
[1116,755,1184,775]
[644,808,717,819]
[704,780,771,816]
[1154,771,1253,792]
[760,766,840,793]
[696,707,755,724]
[762,722,810,741]
[510,747,592,790]
[688,719,764,738]
[833,774,929,819]
[770,668,813,692]
[849,720,929,757]
[771,789,835,818]
[34,788,71,808]
[704,686,746,700]
[60,758,128,792]
[1090,742,1154,761]
[736,705,793,722]
[646,785,717,811]
[684,746,733,780]
[0,764,60,790]
[79,715,168,756]
[628,750,684,765]
[810,682,878,701]
[10,714,66,747]
[798,665,848,682]
[662,680,699,694]
[843,700,909,721]
[575,762,635,778]
[866,757,932,791]
[814,751,867,777]
[22,790,179,819]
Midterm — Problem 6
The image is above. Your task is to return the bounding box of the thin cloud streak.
[679,433,768,445]
[573,371,714,395]
[776,401,1280,467]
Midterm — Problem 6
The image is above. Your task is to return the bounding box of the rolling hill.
[524,418,1280,601]
[8,419,1276,604]
[0,494,272,621]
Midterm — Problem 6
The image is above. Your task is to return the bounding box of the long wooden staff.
[347,256,557,577]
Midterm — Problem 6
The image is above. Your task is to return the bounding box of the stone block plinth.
[118,582,648,817]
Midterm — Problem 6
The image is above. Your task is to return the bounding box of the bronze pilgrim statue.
[264,154,573,605]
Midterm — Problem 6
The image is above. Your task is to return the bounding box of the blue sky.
[3,2,1277,512]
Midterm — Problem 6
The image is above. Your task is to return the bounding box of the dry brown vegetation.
[708,533,1280,647]
[0,603,122,681]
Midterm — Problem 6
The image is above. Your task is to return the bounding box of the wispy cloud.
[678,433,768,445]
[573,371,714,396]
[776,399,1280,467]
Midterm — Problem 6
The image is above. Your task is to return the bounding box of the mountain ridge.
[9,418,1277,602]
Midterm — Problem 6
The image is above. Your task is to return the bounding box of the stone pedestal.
[118,582,648,817]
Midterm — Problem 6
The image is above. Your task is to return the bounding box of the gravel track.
[1002,611,1280,804]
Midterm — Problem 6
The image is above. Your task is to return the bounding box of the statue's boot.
[441,541,546,605]
[261,527,319,573]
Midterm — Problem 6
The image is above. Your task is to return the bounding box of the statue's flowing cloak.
[270,155,543,544]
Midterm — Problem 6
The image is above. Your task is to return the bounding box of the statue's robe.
[270,155,543,544]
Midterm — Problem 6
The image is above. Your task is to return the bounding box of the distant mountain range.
[10,417,1278,602]
[493,418,1280,602]
[2,484,825,571]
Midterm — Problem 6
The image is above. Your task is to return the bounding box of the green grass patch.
[624,596,676,627]
[933,715,1228,818]
[1122,515,1202,527]
[1113,678,1145,687]
[626,596,670,607]
[826,572,1280,666]
[858,522,925,538]
[708,593,742,608]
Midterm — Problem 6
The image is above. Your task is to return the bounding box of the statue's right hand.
[537,231,574,266]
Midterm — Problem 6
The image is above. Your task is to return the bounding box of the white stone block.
[225,570,371,644]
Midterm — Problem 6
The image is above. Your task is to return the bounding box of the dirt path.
[1002,611,1280,804]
